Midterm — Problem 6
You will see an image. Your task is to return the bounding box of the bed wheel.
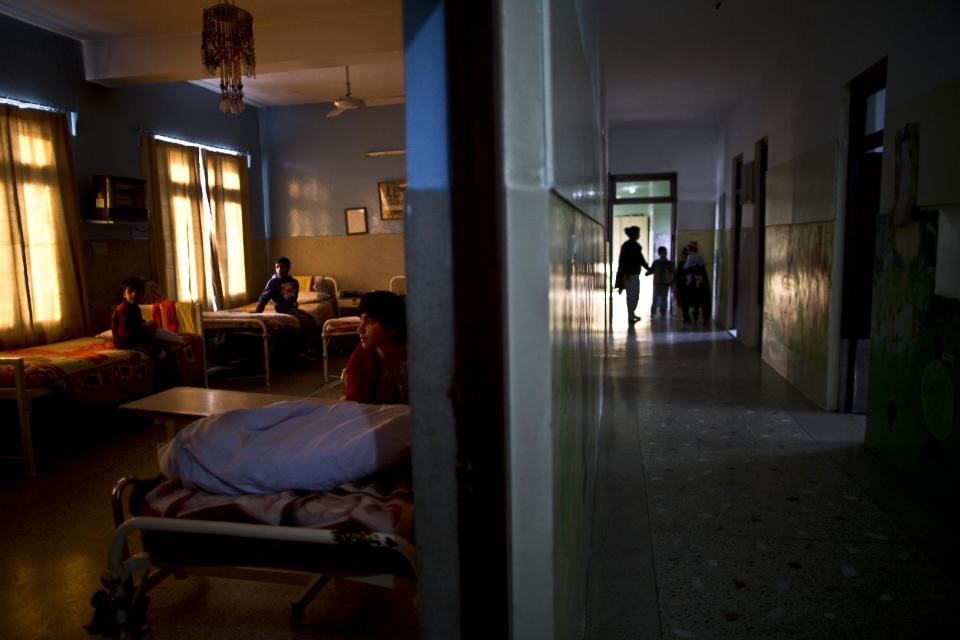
[86,578,150,639]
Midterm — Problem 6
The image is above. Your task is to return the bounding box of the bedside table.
[338,295,362,316]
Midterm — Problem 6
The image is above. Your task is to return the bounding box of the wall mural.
[762,222,833,403]
[866,211,959,510]
[549,194,605,637]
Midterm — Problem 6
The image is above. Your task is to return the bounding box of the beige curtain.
[0,107,86,349]
[203,150,249,310]
[146,139,210,309]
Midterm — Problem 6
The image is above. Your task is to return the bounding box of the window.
[147,136,249,310]
[0,106,85,348]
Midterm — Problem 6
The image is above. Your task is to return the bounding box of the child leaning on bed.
[253,256,318,358]
[342,291,408,404]
[111,276,182,390]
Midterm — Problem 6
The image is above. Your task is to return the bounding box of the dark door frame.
[607,173,678,323]
[754,138,769,343]
[840,57,887,412]
[731,154,744,331]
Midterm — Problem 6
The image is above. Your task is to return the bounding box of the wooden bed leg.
[291,575,331,625]
[262,332,271,386]
[12,359,36,478]
[322,336,330,381]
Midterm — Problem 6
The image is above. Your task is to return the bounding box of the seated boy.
[111,277,182,390]
[254,256,318,356]
[342,291,408,404]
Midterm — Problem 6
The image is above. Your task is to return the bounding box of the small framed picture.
[345,207,368,235]
[378,180,407,220]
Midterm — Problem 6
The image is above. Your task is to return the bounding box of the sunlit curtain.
[146,139,210,309]
[0,107,86,349]
[203,150,249,310]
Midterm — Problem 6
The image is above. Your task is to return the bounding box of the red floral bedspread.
[0,334,204,405]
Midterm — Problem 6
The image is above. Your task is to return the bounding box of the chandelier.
[201,0,256,114]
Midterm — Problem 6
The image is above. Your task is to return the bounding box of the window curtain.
[0,107,86,349]
[145,138,210,309]
[146,138,251,311]
[203,150,249,310]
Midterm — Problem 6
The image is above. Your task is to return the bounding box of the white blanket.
[158,401,410,495]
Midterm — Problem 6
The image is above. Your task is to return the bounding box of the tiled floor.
[5,321,959,639]
[0,348,418,640]
[587,320,960,639]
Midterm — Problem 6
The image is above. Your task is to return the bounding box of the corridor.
[588,323,959,639]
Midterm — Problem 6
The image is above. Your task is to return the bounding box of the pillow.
[96,329,113,340]
[294,274,331,303]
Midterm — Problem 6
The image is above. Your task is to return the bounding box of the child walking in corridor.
[649,246,674,319]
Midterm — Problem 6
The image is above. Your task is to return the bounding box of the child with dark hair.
[342,291,408,404]
[649,246,675,319]
[254,256,317,356]
[111,277,181,389]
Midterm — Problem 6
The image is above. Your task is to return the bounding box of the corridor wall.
[718,0,960,409]
[865,80,960,516]
[503,0,606,638]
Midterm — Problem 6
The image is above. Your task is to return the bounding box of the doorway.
[840,58,886,413]
[755,138,769,344]
[608,173,677,329]
[730,155,744,336]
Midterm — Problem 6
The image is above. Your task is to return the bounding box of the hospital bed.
[0,303,206,477]
[202,276,340,386]
[87,400,415,639]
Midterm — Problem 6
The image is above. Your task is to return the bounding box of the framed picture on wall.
[345,207,368,235]
[378,180,407,220]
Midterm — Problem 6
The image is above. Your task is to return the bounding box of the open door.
[839,59,886,413]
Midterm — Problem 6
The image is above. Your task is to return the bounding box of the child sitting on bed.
[254,256,318,358]
[111,276,182,390]
[342,291,408,404]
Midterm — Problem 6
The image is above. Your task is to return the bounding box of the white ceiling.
[599,0,832,129]
[0,0,836,126]
[0,0,404,107]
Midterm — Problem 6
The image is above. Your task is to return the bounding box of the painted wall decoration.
[866,210,959,513]
[761,221,833,405]
[549,195,604,638]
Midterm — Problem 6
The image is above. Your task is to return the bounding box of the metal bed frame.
[88,475,416,639]
[202,276,341,387]
[0,303,206,478]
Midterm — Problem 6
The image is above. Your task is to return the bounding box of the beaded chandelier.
[201,0,256,114]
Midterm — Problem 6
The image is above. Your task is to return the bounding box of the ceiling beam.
[82,11,402,87]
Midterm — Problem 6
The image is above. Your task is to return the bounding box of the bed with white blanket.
[88,401,415,639]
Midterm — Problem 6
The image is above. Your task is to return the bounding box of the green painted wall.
[549,194,604,638]
[866,212,959,515]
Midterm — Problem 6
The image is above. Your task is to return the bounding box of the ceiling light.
[202,0,256,114]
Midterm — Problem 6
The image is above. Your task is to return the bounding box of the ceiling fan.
[326,65,404,118]
[326,66,364,118]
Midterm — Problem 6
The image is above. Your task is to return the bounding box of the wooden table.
[120,386,328,439]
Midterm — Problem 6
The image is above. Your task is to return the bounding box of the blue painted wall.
[0,14,264,235]
[0,13,264,328]
[260,102,405,237]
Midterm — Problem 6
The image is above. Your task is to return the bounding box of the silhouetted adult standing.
[614,226,651,326]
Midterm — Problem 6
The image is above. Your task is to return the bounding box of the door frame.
[607,172,678,323]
